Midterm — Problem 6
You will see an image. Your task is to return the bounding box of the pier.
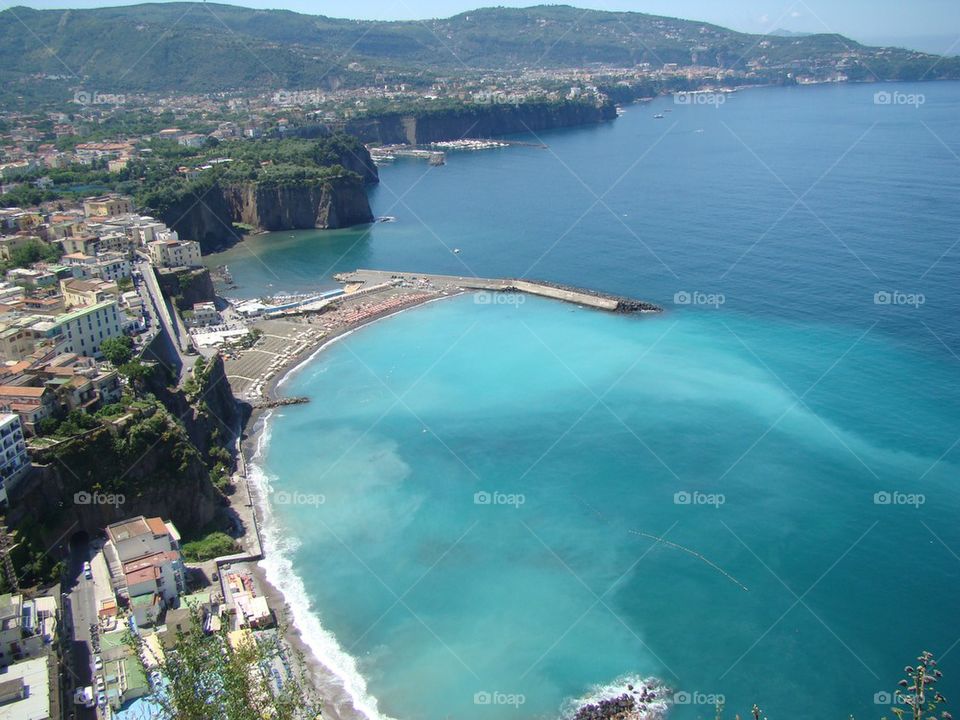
[335,269,662,313]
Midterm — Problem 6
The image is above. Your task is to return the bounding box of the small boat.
[453,248,461,254]
[653,113,665,119]
[377,216,397,223]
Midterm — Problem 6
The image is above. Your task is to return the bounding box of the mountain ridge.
[0,3,956,95]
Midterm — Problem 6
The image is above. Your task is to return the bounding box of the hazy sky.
[4,0,959,54]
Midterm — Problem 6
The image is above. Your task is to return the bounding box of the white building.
[190,302,220,327]
[51,300,124,358]
[0,594,56,667]
[147,239,201,268]
[104,516,185,627]
[0,414,28,506]
[0,656,51,720]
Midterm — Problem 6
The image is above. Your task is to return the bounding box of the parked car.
[82,562,92,580]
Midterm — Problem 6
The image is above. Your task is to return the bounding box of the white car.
[94,656,103,671]
[82,562,92,580]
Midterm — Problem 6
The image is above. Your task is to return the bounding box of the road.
[64,541,99,720]
[135,259,197,381]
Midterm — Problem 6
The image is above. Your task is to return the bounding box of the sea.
[211,81,960,720]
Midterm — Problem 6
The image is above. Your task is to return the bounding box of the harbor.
[220,268,660,404]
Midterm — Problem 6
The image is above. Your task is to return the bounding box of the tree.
[101,336,134,366]
[127,608,321,720]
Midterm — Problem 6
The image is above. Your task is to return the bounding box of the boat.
[377,216,397,223]
[453,248,461,254]
[653,113,665,119]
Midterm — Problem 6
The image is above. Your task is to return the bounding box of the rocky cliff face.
[345,99,618,144]
[7,356,240,554]
[222,176,374,233]
[160,175,374,252]
[156,267,217,312]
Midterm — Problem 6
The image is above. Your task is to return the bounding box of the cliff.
[3,356,241,586]
[159,174,374,252]
[344,99,618,144]
[222,175,374,233]
[156,267,217,312]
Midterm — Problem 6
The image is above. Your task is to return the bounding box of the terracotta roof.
[146,517,168,536]
[0,385,45,397]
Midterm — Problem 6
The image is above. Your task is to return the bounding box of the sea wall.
[344,99,618,144]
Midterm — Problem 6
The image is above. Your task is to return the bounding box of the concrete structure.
[0,656,51,720]
[60,278,117,309]
[83,194,134,218]
[0,414,28,505]
[147,239,201,268]
[189,301,220,327]
[0,594,55,666]
[0,385,55,435]
[50,300,123,358]
[104,517,185,627]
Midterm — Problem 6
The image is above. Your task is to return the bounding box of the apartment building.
[147,239,202,268]
[83,194,134,218]
[0,414,28,505]
[50,300,124,358]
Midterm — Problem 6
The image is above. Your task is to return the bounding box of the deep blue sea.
[231,82,960,720]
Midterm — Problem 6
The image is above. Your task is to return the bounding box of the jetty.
[334,269,662,314]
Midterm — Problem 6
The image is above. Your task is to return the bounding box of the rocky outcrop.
[6,356,240,561]
[222,175,374,233]
[157,267,217,312]
[344,99,618,144]
[159,175,374,253]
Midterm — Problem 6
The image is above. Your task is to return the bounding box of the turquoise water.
[247,82,960,720]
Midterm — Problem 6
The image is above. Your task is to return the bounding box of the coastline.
[234,291,463,720]
[223,273,660,720]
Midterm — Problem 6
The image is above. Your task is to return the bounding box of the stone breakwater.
[337,269,663,315]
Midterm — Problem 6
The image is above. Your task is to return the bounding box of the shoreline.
[224,272,660,720]
[234,291,463,720]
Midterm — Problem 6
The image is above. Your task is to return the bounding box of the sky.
[4,0,959,54]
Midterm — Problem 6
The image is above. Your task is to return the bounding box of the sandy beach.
[220,271,658,719]
[227,286,465,720]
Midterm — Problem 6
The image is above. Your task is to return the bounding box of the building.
[83,194,134,218]
[60,278,117,309]
[50,301,123,358]
[146,239,201,268]
[0,656,52,720]
[104,516,185,627]
[0,385,55,435]
[0,414,28,505]
[189,302,220,327]
[0,235,37,262]
[59,235,99,256]
[0,594,56,666]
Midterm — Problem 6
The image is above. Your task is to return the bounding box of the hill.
[0,3,957,96]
